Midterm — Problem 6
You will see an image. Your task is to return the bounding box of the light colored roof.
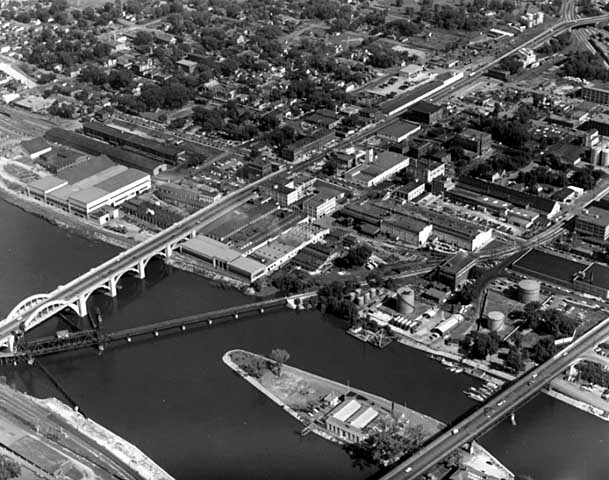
[350,406,378,429]
[94,168,148,192]
[28,175,67,193]
[332,399,361,422]
[68,186,108,205]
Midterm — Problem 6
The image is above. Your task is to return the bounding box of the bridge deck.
[1,294,316,363]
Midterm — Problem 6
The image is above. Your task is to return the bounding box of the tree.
[335,244,372,269]
[529,336,557,364]
[0,455,20,480]
[268,348,290,376]
[505,346,525,374]
[460,331,500,360]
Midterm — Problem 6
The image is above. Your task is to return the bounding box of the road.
[380,314,609,480]
[0,171,280,341]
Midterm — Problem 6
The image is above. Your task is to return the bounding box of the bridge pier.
[165,244,174,258]
[137,260,146,279]
[76,295,87,317]
[108,277,119,297]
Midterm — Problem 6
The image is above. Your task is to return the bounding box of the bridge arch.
[5,294,50,322]
[82,284,114,303]
[22,300,80,332]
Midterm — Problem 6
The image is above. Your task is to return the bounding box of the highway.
[380,314,609,480]
[0,171,279,340]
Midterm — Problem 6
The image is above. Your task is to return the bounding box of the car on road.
[404,467,412,473]
[497,400,506,407]
[451,428,459,435]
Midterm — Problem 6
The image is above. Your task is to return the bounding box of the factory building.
[457,176,560,219]
[27,156,151,218]
[281,129,335,163]
[325,394,381,443]
[432,314,463,337]
[454,128,492,155]
[394,180,426,202]
[380,212,433,246]
[19,137,51,160]
[574,206,609,241]
[82,122,185,164]
[581,84,609,106]
[180,235,267,282]
[345,151,410,188]
[156,182,222,210]
[436,252,478,290]
[303,193,338,219]
[405,101,443,125]
[377,120,421,143]
[44,128,167,175]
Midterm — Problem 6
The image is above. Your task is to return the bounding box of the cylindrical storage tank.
[487,311,505,331]
[357,295,365,306]
[364,292,371,303]
[348,292,356,301]
[397,287,415,315]
[591,146,601,166]
[518,279,540,304]
[370,288,377,298]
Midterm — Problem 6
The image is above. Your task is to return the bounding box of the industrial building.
[574,263,609,299]
[27,155,151,218]
[437,252,478,290]
[303,193,338,219]
[394,181,426,202]
[574,206,609,241]
[581,84,609,106]
[19,137,51,160]
[156,182,221,211]
[432,314,463,337]
[409,158,445,184]
[263,175,316,207]
[344,151,410,188]
[180,236,267,282]
[457,176,560,219]
[82,122,185,164]
[281,129,335,163]
[421,208,493,251]
[380,212,433,246]
[447,187,511,217]
[405,101,444,125]
[44,128,167,175]
[454,129,492,155]
[379,72,463,116]
[377,120,421,143]
[324,394,381,443]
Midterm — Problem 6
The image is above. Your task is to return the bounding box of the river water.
[1,198,608,480]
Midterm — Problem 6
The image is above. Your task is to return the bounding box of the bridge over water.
[0,293,316,364]
[0,171,282,351]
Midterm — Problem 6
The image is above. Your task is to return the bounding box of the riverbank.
[394,333,609,423]
[223,349,513,480]
[0,159,249,291]
[37,397,173,480]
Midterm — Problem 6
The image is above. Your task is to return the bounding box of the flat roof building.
[345,151,410,188]
[377,120,421,143]
[575,206,609,241]
[181,236,267,282]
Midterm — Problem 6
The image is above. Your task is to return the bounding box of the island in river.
[224,349,513,480]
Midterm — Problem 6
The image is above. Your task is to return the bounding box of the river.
[1,198,608,480]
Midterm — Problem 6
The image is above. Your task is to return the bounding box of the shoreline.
[394,334,609,423]
[223,349,514,480]
[0,172,251,292]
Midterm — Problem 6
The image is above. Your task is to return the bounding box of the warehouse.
[27,159,151,217]
[180,236,267,282]
[82,122,184,164]
[377,120,420,143]
[380,213,432,246]
[44,128,167,175]
[344,151,410,188]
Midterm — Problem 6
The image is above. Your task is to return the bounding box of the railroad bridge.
[0,227,197,351]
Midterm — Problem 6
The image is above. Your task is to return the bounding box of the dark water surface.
[1,198,608,480]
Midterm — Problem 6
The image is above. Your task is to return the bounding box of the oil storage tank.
[487,311,505,331]
[518,279,540,304]
[397,287,415,315]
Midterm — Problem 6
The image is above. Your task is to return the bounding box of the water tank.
[356,295,365,306]
[487,311,505,332]
[364,291,371,303]
[370,287,377,298]
[397,287,416,315]
[518,279,540,304]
